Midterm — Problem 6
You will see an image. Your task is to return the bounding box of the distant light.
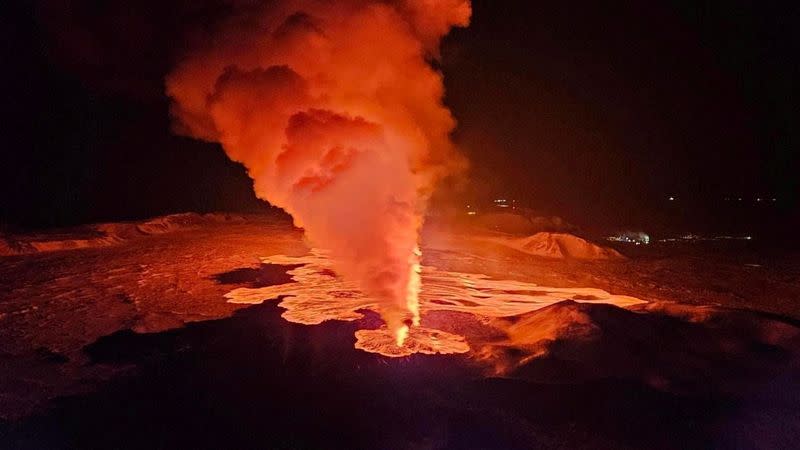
[606,232,650,245]
[738,198,742,201]
[467,211,477,216]
[668,196,675,201]
[772,198,777,202]
[756,198,762,202]
[497,204,509,208]
[466,204,470,208]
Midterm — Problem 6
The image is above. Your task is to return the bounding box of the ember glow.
[225,250,646,357]
[167,1,470,344]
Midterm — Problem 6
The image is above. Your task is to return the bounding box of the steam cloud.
[167,0,470,343]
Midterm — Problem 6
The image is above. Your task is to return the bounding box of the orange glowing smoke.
[166,1,471,344]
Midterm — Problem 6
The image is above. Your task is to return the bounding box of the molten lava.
[400,246,423,344]
[225,250,646,357]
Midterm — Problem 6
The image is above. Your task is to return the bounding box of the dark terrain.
[1,214,799,449]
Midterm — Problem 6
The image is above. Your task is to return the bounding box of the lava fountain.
[166,1,471,344]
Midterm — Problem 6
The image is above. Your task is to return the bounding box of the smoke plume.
[166,0,470,344]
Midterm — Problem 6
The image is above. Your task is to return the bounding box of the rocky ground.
[1,213,799,449]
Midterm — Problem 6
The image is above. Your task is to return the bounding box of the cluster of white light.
[607,232,650,245]
[493,199,515,209]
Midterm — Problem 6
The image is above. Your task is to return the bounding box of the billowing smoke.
[166,0,470,344]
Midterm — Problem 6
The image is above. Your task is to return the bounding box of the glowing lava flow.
[398,246,423,346]
[225,250,646,357]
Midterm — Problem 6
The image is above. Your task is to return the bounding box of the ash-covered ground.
[1,213,799,449]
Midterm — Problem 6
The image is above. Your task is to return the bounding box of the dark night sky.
[1,0,798,231]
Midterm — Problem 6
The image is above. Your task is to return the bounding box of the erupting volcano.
[166,0,471,344]
[4,1,800,447]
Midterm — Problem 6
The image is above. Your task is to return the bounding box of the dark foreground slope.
[3,299,798,450]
